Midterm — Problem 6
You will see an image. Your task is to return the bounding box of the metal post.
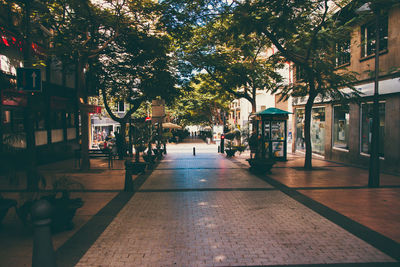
[124,160,134,192]
[193,147,196,156]
[368,10,380,188]
[31,200,57,267]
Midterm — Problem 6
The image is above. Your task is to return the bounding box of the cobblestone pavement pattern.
[76,143,395,266]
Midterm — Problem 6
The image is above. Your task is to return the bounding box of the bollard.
[193,147,196,156]
[218,145,220,153]
[31,199,57,267]
[124,160,134,192]
[220,135,225,153]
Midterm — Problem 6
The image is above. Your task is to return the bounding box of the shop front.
[295,107,326,155]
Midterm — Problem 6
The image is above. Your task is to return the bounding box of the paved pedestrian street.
[74,143,396,267]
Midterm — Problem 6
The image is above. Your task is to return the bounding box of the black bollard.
[31,199,57,267]
[193,147,196,156]
[218,145,220,153]
[124,160,134,192]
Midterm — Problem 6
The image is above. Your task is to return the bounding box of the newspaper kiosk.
[250,107,291,161]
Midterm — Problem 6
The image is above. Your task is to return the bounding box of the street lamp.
[357,3,381,187]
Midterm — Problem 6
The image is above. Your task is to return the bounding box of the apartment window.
[51,111,64,129]
[66,112,75,128]
[296,65,306,81]
[333,105,349,150]
[117,101,125,112]
[34,111,46,130]
[336,39,351,66]
[360,103,385,156]
[361,16,388,58]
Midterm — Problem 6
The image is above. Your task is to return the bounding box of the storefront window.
[51,111,64,129]
[361,103,385,156]
[295,107,325,155]
[34,111,46,130]
[66,112,75,128]
[333,105,349,150]
[295,109,305,151]
[311,107,325,155]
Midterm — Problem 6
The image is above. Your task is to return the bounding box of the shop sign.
[1,91,27,106]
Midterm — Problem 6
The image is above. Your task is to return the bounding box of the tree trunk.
[25,103,38,191]
[23,1,38,191]
[80,111,90,170]
[77,58,90,170]
[304,91,316,170]
[251,87,257,114]
[119,121,127,159]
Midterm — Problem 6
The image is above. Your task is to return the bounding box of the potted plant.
[225,140,237,157]
[128,124,149,174]
[0,194,17,226]
[246,157,275,173]
[17,175,84,232]
[224,130,242,157]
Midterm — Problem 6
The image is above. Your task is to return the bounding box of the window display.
[333,105,349,149]
[295,107,325,155]
[295,109,305,151]
[361,103,385,156]
[311,107,325,155]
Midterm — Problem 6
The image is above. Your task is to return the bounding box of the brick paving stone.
[72,143,397,266]
[76,191,394,266]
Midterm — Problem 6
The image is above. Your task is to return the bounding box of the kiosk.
[250,107,291,161]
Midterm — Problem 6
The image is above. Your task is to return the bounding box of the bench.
[74,149,114,169]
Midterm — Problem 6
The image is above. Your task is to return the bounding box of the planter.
[246,158,275,173]
[17,193,84,232]
[129,161,147,175]
[43,194,84,232]
[225,149,237,157]
[0,198,17,225]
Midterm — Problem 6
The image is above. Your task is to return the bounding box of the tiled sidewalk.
[1,141,399,266]
[0,157,129,267]
[234,151,400,243]
[74,144,398,266]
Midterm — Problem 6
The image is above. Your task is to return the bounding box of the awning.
[162,122,182,129]
[255,107,292,115]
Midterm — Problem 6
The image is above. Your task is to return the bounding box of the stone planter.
[225,149,237,157]
[0,198,17,225]
[246,158,275,173]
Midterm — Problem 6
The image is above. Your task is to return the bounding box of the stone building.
[292,4,400,174]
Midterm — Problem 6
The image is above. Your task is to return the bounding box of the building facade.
[292,5,400,174]
[0,23,81,163]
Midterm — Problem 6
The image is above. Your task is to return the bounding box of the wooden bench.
[74,149,114,169]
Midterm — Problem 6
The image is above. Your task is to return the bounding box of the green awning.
[254,107,292,116]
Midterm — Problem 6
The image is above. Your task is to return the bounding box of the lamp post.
[356,3,381,188]
[368,6,381,188]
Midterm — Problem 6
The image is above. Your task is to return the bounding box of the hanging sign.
[16,68,42,92]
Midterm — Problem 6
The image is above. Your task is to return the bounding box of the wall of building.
[339,6,400,82]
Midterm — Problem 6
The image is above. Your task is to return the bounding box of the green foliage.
[168,73,232,126]
[163,5,285,112]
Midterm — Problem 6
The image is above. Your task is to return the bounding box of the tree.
[169,73,232,126]
[162,1,284,115]
[230,0,361,169]
[96,27,177,159]
[39,0,125,170]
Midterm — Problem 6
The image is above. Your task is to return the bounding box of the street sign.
[17,68,42,92]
